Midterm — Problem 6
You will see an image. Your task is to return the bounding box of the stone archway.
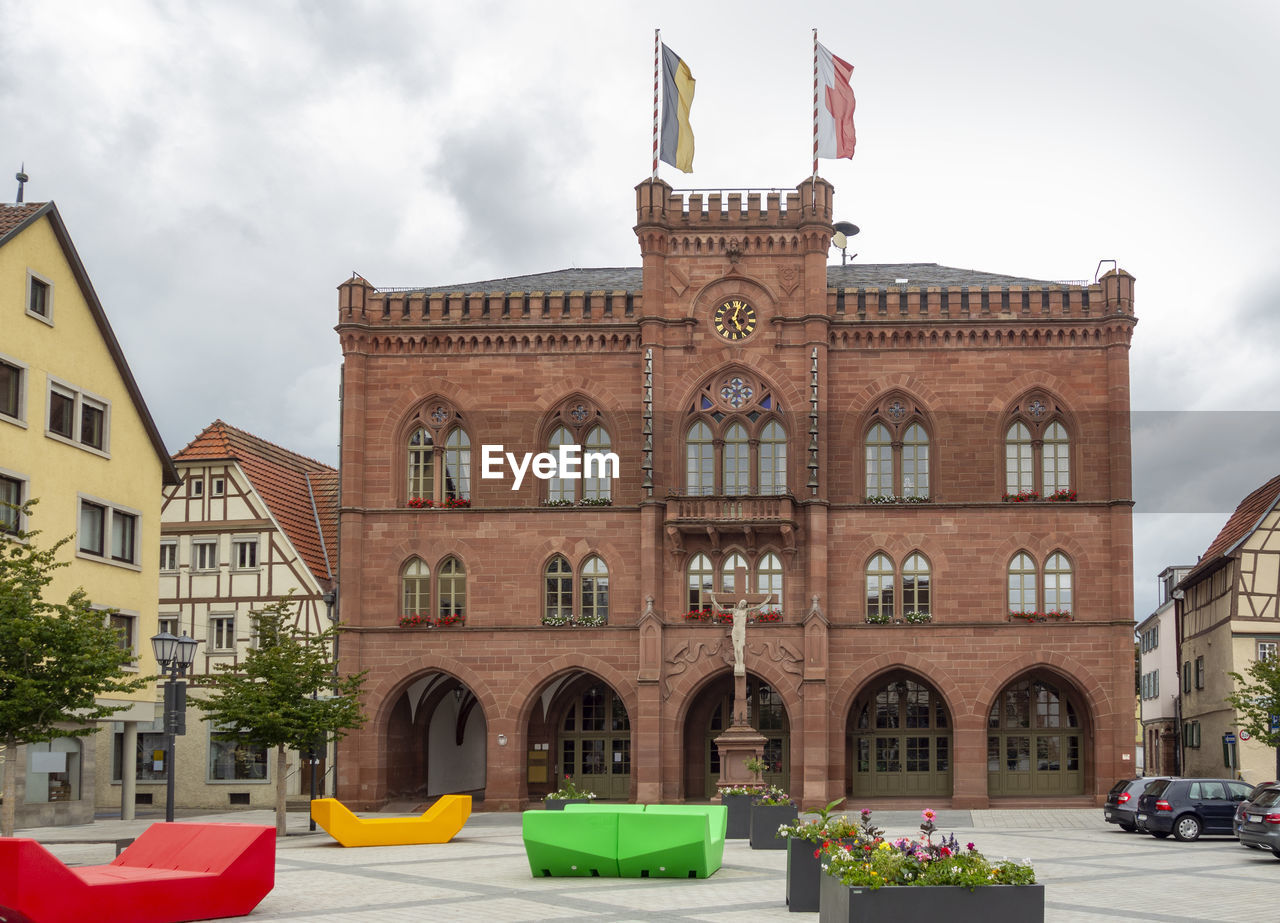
[847,671,953,798]
[985,672,1086,796]
[383,671,486,802]
[682,671,790,799]
[525,671,632,801]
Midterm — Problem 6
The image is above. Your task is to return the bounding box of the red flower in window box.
[752,611,782,623]
[1046,489,1077,502]
[437,613,466,627]
[685,608,713,621]
[442,497,471,509]
[406,497,428,509]
[398,613,433,627]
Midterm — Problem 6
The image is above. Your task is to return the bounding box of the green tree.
[1227,656,1280,755]
[0,504,148,837]
[193,596,366,837]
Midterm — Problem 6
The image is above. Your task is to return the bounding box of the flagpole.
[653,29,661,179]
[812,29,820,179]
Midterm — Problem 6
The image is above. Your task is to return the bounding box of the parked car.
[1135,778,1253,841]
[1234,781,1279,843]
[1104,777,1171,832]
[1237,784,1280,857]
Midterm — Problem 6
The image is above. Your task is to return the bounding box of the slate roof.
[1180,474,1280,588]
[391,263,1056,296]
[176,421,337,585]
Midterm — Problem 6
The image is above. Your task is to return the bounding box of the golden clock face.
[713,299,757,341]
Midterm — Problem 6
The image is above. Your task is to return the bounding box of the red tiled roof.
[177,421,337,583]
[0,203,47,237]
[1181,474,1280,587]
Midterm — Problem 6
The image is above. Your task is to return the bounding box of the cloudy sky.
[4,0,1277,618]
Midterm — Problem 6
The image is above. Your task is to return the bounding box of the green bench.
[521,803,727,879]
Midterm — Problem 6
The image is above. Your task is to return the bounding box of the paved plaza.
[23,807,1280,921]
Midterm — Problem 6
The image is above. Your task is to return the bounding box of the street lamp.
[151,630,200,823]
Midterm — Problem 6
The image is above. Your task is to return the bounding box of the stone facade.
[333,176,1138,810]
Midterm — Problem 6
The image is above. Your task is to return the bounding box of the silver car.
[1237,784,1280,857]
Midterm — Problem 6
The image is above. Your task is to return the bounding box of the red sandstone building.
[333,176,1137,810]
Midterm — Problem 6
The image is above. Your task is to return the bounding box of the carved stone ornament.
[778,265,800,295]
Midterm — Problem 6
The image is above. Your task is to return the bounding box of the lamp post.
[151,630,200,823]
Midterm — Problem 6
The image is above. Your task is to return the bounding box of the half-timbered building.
[334,176,1138,810]
[108,421,338,811]
[1177,474,1280,781]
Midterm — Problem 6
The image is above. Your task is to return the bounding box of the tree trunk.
[275,747,288,838]
[2,734,17,837]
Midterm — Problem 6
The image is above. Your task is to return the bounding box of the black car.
[1104,777,1171,832]
[1135,777,1253,841]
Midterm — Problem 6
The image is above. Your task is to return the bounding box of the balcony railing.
[666,493,794,523]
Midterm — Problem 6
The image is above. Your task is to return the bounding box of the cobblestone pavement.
[21,807,1280,921]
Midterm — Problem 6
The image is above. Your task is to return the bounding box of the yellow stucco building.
[1,201,179,827]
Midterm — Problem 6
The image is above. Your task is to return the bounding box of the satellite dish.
[832,231,847,249]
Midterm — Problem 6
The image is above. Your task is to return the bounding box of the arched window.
[583,426,613,501]
[1008,553,1037,614]
[1044,552,1072,614]
[547,426,573,503]
[402,558,430,616]
[721,552,749,594]
[686,421,714,496]
[723,422,750,496]
[1005,423,1033,494]
[438,557,466,620]
[581,556,609,622]
[443,428,471,500]
[866,553,895,621]
[687,553,713,613]
[903,424,929,498]
[544,555,572,620]
[864,424,892,498]
[759,420,787,495]
[1042,422,1070,494]
[902,552,931,617]
[757,552,783,615]
[407,429,434,500]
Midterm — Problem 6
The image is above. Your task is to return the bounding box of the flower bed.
[544,775,596,810]
[1008,610,1072,622]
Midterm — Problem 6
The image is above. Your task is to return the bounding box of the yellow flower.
[877,841,891,851]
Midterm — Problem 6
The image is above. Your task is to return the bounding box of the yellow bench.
[310,795,471,847]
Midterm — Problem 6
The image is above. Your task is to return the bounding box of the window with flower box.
[437,557,466,624]
[403,401,471,506]
[862,394,931,500]
[865,551,932,622]
[1003,393,1072,499]
[1007,550,1073,619]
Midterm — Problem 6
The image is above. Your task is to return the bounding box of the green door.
[986,677,1083,797]
[559,684,630,799]
[850,677,952,798]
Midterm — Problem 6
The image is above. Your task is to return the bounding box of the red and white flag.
[815,42,856,160]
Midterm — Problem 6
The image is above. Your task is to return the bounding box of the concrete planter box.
[787,837,856,912]
[819,873,1045,922]
[723,793,753,839]
[749,802,797,850]
[543,798,591,811]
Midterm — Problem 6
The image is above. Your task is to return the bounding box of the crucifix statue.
[709,562,773,795]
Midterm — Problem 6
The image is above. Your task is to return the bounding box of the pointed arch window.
[443,428,471,500]
[1044,552,1072,614]
[1042,422,1070,494]
[682,372,787,497]
[866,553,895,622]
[723,422,750,496]
[547,426,573,502]
[544,555,572,620]
[1008,552,1037,614]
[864,424,892,498]
[902,552,931,617]
[757,552,783,615]
[721,552,749,594]
[402,558,430,616]
[583,426,613,501]
[902,424,929,498]
[581,556,609,623]
[407,429,434,500]
[759,420,787,495]
[1005,423,1033,494]
[687,553,713,613]
[438,557,466,620]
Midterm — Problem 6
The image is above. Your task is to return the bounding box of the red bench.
[0,822,275,923]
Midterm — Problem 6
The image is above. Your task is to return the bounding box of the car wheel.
[1174,815,1202,842]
